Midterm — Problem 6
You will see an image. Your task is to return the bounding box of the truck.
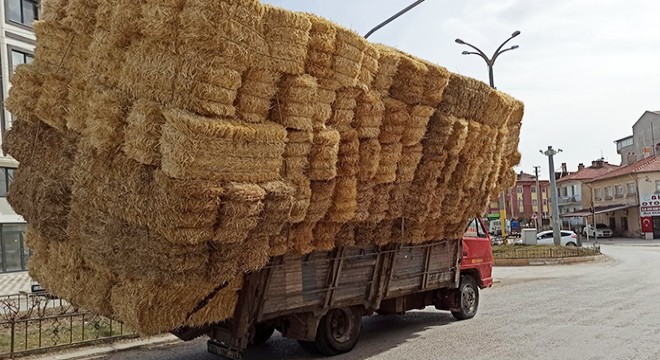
[171,218,493,359]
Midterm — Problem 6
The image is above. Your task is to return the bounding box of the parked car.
[536,230,579,246]
[582,224,613,238]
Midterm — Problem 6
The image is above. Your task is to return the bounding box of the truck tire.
[451,274,479,321]
[298,307,362,356]
[250,324,275,346]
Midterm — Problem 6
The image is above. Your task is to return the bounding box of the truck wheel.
[451,275,479,321]
[300,307,362,356]
[250,324,275,346]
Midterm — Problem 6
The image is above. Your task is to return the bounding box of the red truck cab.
[461,218,494,288]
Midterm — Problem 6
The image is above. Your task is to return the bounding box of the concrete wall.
[633,112,660,161]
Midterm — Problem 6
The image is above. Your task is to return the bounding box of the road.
[99,245,660,360]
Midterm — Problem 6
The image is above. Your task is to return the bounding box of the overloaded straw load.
[4,0,523,335]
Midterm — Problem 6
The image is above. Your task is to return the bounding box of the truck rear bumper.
[480,277,493,288]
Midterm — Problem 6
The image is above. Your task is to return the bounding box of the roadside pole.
[541,146,563,246]
[534,166,541,232]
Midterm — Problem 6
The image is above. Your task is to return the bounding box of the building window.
[0,168,16,197]
[655,180,660,194]
[605,187,613,199]
[516,186,523,194]
[615,185,624,198]
[532,199,538,206]
[594,188,603,200]
[531,186,537,193]
[627,182,636,196]
[543,199,548,205]
[621,217,628,231]
[561,187,568,197]
[10,49,33,75]
[7,0,38,27]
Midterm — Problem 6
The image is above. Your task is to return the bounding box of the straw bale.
[65,80,88,133]
[250,181,294,237]
[327,177,357,222]
[4,65,43,125]
[81,87,129,152]
[390,52,428,105]
[335,223,356,248]
[269,231,289,257]
[308,129,340,181]
[306,14,337,82]
[437,74,491,120]
[358,138,381,181]
[421,62,451,107]
[378,98,409,144]
[86,30,129,89]
[480,91,519,127]
[62,0,99,35]
[358,44,380,87]
[334,87,360,110]
[41,0,69,23]
[317,83,339,102]
[369,184,393,223]
[373,219,397,246]
[305,179,336,222]
[401,105,435,146]
[354,221,378,247]
[333,28,367,87]
[185,276,244,328]
[70,204,208,279]
[354,183,374,222]
[288,221,316,254]
[111,275,240,335]
[179,0,267,68]
[104,0,145,44]
[312,221,341,251]
[337,129,360,177]
[264,5,311,74]
[214,183,266,244]
[236,236,271,271]
[374,143,403,184]
[237,68,281,123]
[160,109,286,182]
[123,99,165,166]
[355,90,384,139]
[140,0,186,40]
[34,21,91,77]
[387,182,411,219]
[272,75,318,131]
[397,144,424,183]
[372,45,400,94]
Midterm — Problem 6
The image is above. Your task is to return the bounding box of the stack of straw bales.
[4,0,523,336]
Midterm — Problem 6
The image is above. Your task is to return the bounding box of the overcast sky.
[262,0,660,180]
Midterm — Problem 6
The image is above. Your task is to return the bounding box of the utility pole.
[540,146,563,246]
[534,166,541,232]
[364,0,427,39]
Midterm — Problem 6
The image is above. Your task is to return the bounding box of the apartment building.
[485,172,551,225]
[0,0,38,272]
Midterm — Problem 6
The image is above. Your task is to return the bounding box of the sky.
[262,0,660,180]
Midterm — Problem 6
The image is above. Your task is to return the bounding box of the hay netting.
[6,0,524,337]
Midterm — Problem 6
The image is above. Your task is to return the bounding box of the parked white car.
[582,224,613,238]
[536,230,579,246]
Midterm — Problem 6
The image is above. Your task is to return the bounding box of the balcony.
[558,196,581,204]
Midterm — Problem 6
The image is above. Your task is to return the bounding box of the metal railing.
[0,292,137,358]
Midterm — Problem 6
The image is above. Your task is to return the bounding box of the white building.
[0,0,38,272]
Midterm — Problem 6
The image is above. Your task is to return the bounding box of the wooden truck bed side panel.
[260,241,459,320]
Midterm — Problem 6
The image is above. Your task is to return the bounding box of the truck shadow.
[244,309,456,360]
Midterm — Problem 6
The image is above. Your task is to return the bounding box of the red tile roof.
[588,156,660,182]
[556,163,619,183]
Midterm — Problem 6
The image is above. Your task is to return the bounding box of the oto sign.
[640,194,660,217]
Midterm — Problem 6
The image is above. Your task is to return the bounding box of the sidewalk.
[27,335,180,360]
[0,271,33,295]
[581,237,660,247]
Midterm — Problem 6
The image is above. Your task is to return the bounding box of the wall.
[632,112,660,161]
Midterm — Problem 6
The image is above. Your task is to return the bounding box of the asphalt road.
[99,245,660,360]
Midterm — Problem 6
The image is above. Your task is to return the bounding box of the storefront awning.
[560,204,636,218]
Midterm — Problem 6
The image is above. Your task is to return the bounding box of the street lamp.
[540,146,563,246]
[455,30,521,89]
[364,0,428,39]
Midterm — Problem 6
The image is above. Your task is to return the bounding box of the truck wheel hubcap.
[462,286,476,314]
[329,309,352,343]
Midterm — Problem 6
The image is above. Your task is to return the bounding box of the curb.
[29,335,180,360]
[494,254,607,266]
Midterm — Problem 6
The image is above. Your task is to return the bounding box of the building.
[0,0,38,272]
[556,160,619,230]
[486,172,551,226]
[632,111,660,161]
[615,135,635,166]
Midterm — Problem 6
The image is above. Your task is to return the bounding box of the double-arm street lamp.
[455,30,521,89]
